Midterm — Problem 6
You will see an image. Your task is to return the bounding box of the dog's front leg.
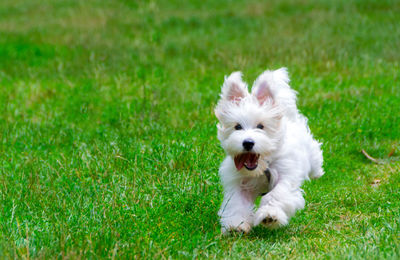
[218,185,255,234]
[254,178,305,229]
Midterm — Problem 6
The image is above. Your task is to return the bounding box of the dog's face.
[215,72,283,172]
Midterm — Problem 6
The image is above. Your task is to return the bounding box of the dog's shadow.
[244,225,297,243]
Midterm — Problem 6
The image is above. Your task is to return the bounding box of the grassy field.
[0,0,399,258]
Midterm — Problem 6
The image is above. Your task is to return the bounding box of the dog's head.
[215,69,292,172]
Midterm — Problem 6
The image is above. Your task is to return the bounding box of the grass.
[0,0,399,258]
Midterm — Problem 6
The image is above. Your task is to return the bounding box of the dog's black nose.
[242,139,255,151]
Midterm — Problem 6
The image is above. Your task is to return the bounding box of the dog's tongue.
[234,153,258,170]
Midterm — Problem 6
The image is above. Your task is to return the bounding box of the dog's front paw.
[254,206,288,229]
[221,221,252,235]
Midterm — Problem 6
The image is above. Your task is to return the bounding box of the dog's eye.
[257,123,264,129]
[234,124,243,130]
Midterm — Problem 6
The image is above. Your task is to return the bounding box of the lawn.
[0,0,399,258]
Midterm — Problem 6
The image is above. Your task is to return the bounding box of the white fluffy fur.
[215,68,324,234]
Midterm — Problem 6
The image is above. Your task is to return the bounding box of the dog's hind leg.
[309,139,324,179]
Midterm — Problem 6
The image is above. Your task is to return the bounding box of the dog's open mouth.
[234,153,260,171]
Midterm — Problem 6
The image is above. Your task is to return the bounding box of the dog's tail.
[252,67,298,120]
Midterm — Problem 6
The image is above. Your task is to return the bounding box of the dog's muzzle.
[234,153,260,171]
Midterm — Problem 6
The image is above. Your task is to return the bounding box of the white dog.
[215,68,324,234]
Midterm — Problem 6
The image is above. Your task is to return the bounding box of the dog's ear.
[251,77,274,105]
[252,68,291,105]
[220,72,248,102]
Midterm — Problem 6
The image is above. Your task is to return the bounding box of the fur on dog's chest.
[239,171,270,200]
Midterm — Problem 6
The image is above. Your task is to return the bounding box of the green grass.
[0,0,399,258]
